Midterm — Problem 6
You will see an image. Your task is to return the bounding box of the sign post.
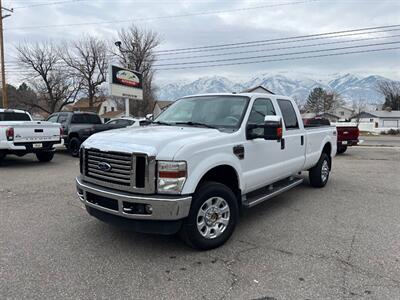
[109,65,143,117]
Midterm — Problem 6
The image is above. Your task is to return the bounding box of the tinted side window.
[277,99,299,129]
[247,99,275,137]
[0,112,31,121]
[248,98,276,125]
[57,114,68,125]
[47,115,58,123]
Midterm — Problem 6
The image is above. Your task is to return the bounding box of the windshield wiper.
[152,121,172,126]
[174,121,217,129]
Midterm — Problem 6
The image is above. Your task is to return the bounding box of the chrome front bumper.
[76,176,192,221]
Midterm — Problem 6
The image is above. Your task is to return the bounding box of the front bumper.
[76,176,192,221]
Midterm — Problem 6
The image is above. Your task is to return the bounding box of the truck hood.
[82,125,224,159]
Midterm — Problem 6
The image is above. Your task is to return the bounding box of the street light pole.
[0,0,12,108]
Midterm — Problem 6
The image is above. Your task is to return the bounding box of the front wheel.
[36,151,54,162]
[309,153,331,188]
[180,182,239,250]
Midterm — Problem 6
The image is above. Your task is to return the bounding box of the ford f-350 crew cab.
[76,93,337,250]
[0,109,61,163]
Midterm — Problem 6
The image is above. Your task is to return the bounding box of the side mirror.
[146,113,154,121]
[264,116,283,140]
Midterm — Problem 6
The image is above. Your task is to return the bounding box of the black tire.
[68,137,81,157]
[180,182,239,250]
[337,146,347,154]
[0,152,6,163]
[36,151,54,162]
[309,152,331,188]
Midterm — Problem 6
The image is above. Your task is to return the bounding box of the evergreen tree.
[305,87,326,114]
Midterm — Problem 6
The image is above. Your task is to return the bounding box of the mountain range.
[157,72,397,105]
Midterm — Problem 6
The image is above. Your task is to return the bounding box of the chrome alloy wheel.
[321,159,330,182]
[196,197,230,239]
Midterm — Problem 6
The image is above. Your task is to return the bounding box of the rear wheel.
[337,146,347,154]
[68,137,81,157]
[36,151,54,162]
[309,153,331,188]
[0,151,6,163]
[180,182,239,250]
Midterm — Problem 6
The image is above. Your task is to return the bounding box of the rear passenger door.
[276,99,306,175]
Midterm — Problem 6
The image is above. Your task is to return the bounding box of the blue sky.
[3,0,400,84]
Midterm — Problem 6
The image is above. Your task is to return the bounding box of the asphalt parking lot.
[1,146,400,299]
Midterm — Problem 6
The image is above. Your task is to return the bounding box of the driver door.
[242,98,285,192]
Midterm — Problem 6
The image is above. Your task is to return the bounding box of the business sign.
[109,65,143,100]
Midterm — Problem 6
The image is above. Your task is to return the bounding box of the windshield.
[154,95,249,130]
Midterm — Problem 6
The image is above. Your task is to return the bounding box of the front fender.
[181,153,243,194]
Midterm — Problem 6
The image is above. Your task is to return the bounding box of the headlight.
[157,161,187,194]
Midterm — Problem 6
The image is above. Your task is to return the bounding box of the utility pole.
[0,0,13,108]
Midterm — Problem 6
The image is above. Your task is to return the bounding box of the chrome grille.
[82,148,156,194]
[86,149,132,186]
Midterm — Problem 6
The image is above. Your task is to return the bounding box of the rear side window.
[57,114,68,125]
[71,114,101,124]
[0,112,31,121]
[47,115,58,123]
[277,99,299,129]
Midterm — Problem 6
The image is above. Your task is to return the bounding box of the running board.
[243,177,303,208]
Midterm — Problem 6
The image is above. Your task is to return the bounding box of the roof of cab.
[0,108,29,114]
[180,92,291,100]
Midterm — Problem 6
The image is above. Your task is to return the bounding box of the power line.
[154,33,400,61]
[5,0,321,30]
[155,24,400,54]
[153,41,400,67]
[154,46,400,70]
[4,26,400,67]
[12,0,83,9]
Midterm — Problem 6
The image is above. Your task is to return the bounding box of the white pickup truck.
[76,93,337,249]
[0,109,61,163]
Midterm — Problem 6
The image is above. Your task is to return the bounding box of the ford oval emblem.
[98,162,112,172]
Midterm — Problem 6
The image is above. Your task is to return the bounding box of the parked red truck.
[334,123,360,154]
[303,118,359,154]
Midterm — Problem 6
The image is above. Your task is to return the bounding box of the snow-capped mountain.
[157,72,397,105]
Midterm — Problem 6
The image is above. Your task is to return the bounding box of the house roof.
[367,110,400,118]
[73,98,104,109]
[241,85,274,94]
[100,110,125,118]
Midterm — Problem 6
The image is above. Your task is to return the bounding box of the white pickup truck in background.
[0,109,61,163]
[76,93,337,250]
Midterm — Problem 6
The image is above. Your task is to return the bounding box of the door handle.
[301,135,304,145]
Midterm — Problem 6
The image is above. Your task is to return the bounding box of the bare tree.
[377,80,400,110]
[114,24,161,116]
[60,36,108,108]
[15,41,80,114]
[352,98,366,123]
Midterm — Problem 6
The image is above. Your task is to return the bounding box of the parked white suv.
[0,109,61,163]
[76,93,337,249]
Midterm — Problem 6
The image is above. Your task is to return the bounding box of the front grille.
[86,149,132,186]
[83,148,156,194]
